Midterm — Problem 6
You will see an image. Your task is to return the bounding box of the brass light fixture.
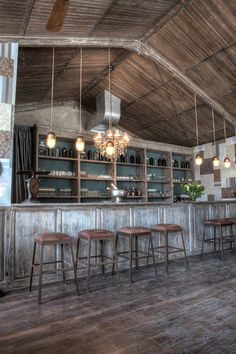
[75,48,85,152]
[211,108,220,167]
[46,47,56,149]
[94,48,129,160]
[194,93,203,166]
[223,117,230,168]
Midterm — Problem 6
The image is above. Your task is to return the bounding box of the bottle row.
[39,143,76,158]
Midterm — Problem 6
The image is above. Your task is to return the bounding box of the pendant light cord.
[108,47,112,130]
[50,47,55,130]
[79,48,82,133]
[194,93,199,146]
[212,107,216,145]
[223,117,227,140]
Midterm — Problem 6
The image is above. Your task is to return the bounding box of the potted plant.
[182,182,205,201]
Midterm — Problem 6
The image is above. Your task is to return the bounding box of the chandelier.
[94,48,129,159]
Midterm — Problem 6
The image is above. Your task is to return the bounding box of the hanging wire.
[212,107,216,144]
[108,47,112,130]
[50,47,55,129]
[194,93,199,145]
[79,48,82,132]
[223,117,227,140]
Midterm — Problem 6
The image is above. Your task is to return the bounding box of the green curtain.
[12,125,33,203]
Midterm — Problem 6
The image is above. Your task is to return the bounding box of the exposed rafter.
[18,0,36,36]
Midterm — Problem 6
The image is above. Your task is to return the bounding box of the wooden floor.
[1,252,236,354]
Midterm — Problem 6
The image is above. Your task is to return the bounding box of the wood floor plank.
[0,253,236,353]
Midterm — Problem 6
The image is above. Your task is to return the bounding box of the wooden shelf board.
[80,159,113,164]
[146,165,171,169]
[39,175,78,180]
[38,156,77,161]
[116,163,145,167]
[147,181,170,184]
[38,195,78,199]
[173,167,192,171]
[117,179,146,182]
[80,177,113,181]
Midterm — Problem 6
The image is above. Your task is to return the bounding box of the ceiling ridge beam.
[140,42,236,127]
[18,0,36,36]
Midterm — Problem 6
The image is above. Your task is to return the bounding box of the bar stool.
[29,232,79,304]
[149,224,188,274]
[115,227,157,284]
[75,229,119,292]
[201,218,234,260]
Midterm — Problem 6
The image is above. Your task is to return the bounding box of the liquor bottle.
[87,149,91,160]
[162,158,166,166]
[130,155,135,164]
[136,155,141,164]
[69,148,74,158]
[158,158,162,166]
[150,157,154,165]
[62,147,68,158]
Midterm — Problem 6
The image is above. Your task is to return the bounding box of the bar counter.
[1,200,236,287]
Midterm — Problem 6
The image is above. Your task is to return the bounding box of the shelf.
[126,196,146,199]
[116,162,145,167]
[38,156,77,161]
[147,180,170,184]
[173,167,192,171]
[146,165,171,169]
[81,177,113,181]
[80,159,113,164]
[80,196,110,199]
[148,196,171,199]
[39,175,78,180]
[173,181,189,184]
[38,195,78,199]
[117,179,146,182]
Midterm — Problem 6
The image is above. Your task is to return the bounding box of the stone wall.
[0,43,18,205]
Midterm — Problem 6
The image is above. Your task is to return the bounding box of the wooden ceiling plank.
[89,0,119,37]
[18,0,36,36]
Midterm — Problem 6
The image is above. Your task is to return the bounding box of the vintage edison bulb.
[195,154,203,166]
[75,136,85,152]
[46,132,56,149]
[224,156,231,168]
[212,155,220,167]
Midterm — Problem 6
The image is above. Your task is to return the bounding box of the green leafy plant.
[182,182,205,201]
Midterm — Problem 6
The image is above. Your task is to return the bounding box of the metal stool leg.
[165,231,169,274]
[70,240,79,296]
[149,233,158,278]
[100,239,105,275]
[146,234,151,265]
[201,225,206,257]
[112,237,120,284]
[135,235,138,269]
[87,238,91,292]
[129,234,133,284]
[61,243,66,284]
[112,233,119,275]
[29,241,36,292]
[181,230,189,269]
[220,225,224,261]
[38,244,44,304]
[214,226,217,253]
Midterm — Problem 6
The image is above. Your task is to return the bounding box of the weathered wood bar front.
[1,200,236,288]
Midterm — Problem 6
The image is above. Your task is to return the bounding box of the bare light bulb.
[75,136,85,152]
[106,141,115,157]
[195,154,203,166]
[212,155,220,167]
[46,132,56,149]
[224,156,231,168]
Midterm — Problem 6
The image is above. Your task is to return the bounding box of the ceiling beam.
[18,0,36,36]
[0,36,139,51]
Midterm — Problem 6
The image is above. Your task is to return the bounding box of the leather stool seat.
[118,227,151,236]
[76,229,119,292]
[115,226,157,284]
[29,232,79,304]
[79,229,114,239]
[204,219,233,226]
[34,232,71,243]
[151,224,182,233]
[149,223,188,274]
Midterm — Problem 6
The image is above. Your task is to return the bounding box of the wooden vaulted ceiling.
[1,0,236,146]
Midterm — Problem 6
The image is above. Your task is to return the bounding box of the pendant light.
[75,48,85,152]
[211,107,220,167]
[46,47,56,149]
[223,117,230,168]
[94,48,129,160]
[194,93,203,166]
